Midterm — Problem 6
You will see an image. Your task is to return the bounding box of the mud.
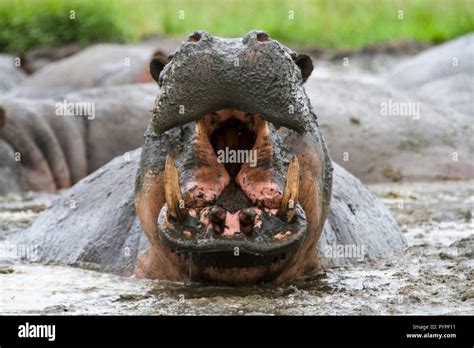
[1,180,472,315]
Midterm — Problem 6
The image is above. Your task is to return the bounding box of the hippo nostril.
[256,32,270,42]
[187,32,202,43]
[208,206,226,234]
[239,208,256,225]
[209,206,226,223]
[239,208,256,235]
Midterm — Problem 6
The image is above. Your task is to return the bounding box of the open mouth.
[156,109,307,268]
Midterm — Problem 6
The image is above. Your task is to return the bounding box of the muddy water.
[0,181,472,315]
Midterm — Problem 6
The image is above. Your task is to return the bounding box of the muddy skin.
[135,30,333,285]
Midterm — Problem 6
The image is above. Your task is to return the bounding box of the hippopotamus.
[17,31,406,285]
[8,44,164,99]
[0,54,26,93]
[306,76,473,182]
[0,84,157,194]
[386,33,474,115]
[134,30,333,284]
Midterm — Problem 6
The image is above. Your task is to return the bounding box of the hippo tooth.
[277,156,300,223]
[164,155,187,222]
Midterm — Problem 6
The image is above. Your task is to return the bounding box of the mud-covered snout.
[151,30,314,134]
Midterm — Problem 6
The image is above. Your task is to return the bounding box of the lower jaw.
[150,241,296,284]
[192,260,293,285]
[200,261,291,285]
[137,236,314,285]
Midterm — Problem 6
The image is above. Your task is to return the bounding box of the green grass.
[0,0,473,53]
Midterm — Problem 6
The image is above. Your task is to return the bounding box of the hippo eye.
[256,32,270,42]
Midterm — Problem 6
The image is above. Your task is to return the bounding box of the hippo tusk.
[164,155,187,222]
[277,156,300,223]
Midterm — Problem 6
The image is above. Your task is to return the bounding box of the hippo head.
[135,30,333,285]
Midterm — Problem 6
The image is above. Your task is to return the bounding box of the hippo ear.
[295,54,314,82]
[149,52,169,84]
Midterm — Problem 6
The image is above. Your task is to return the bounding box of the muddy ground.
[0,180,472,315]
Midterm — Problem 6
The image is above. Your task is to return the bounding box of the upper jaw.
[151,30,314,134]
